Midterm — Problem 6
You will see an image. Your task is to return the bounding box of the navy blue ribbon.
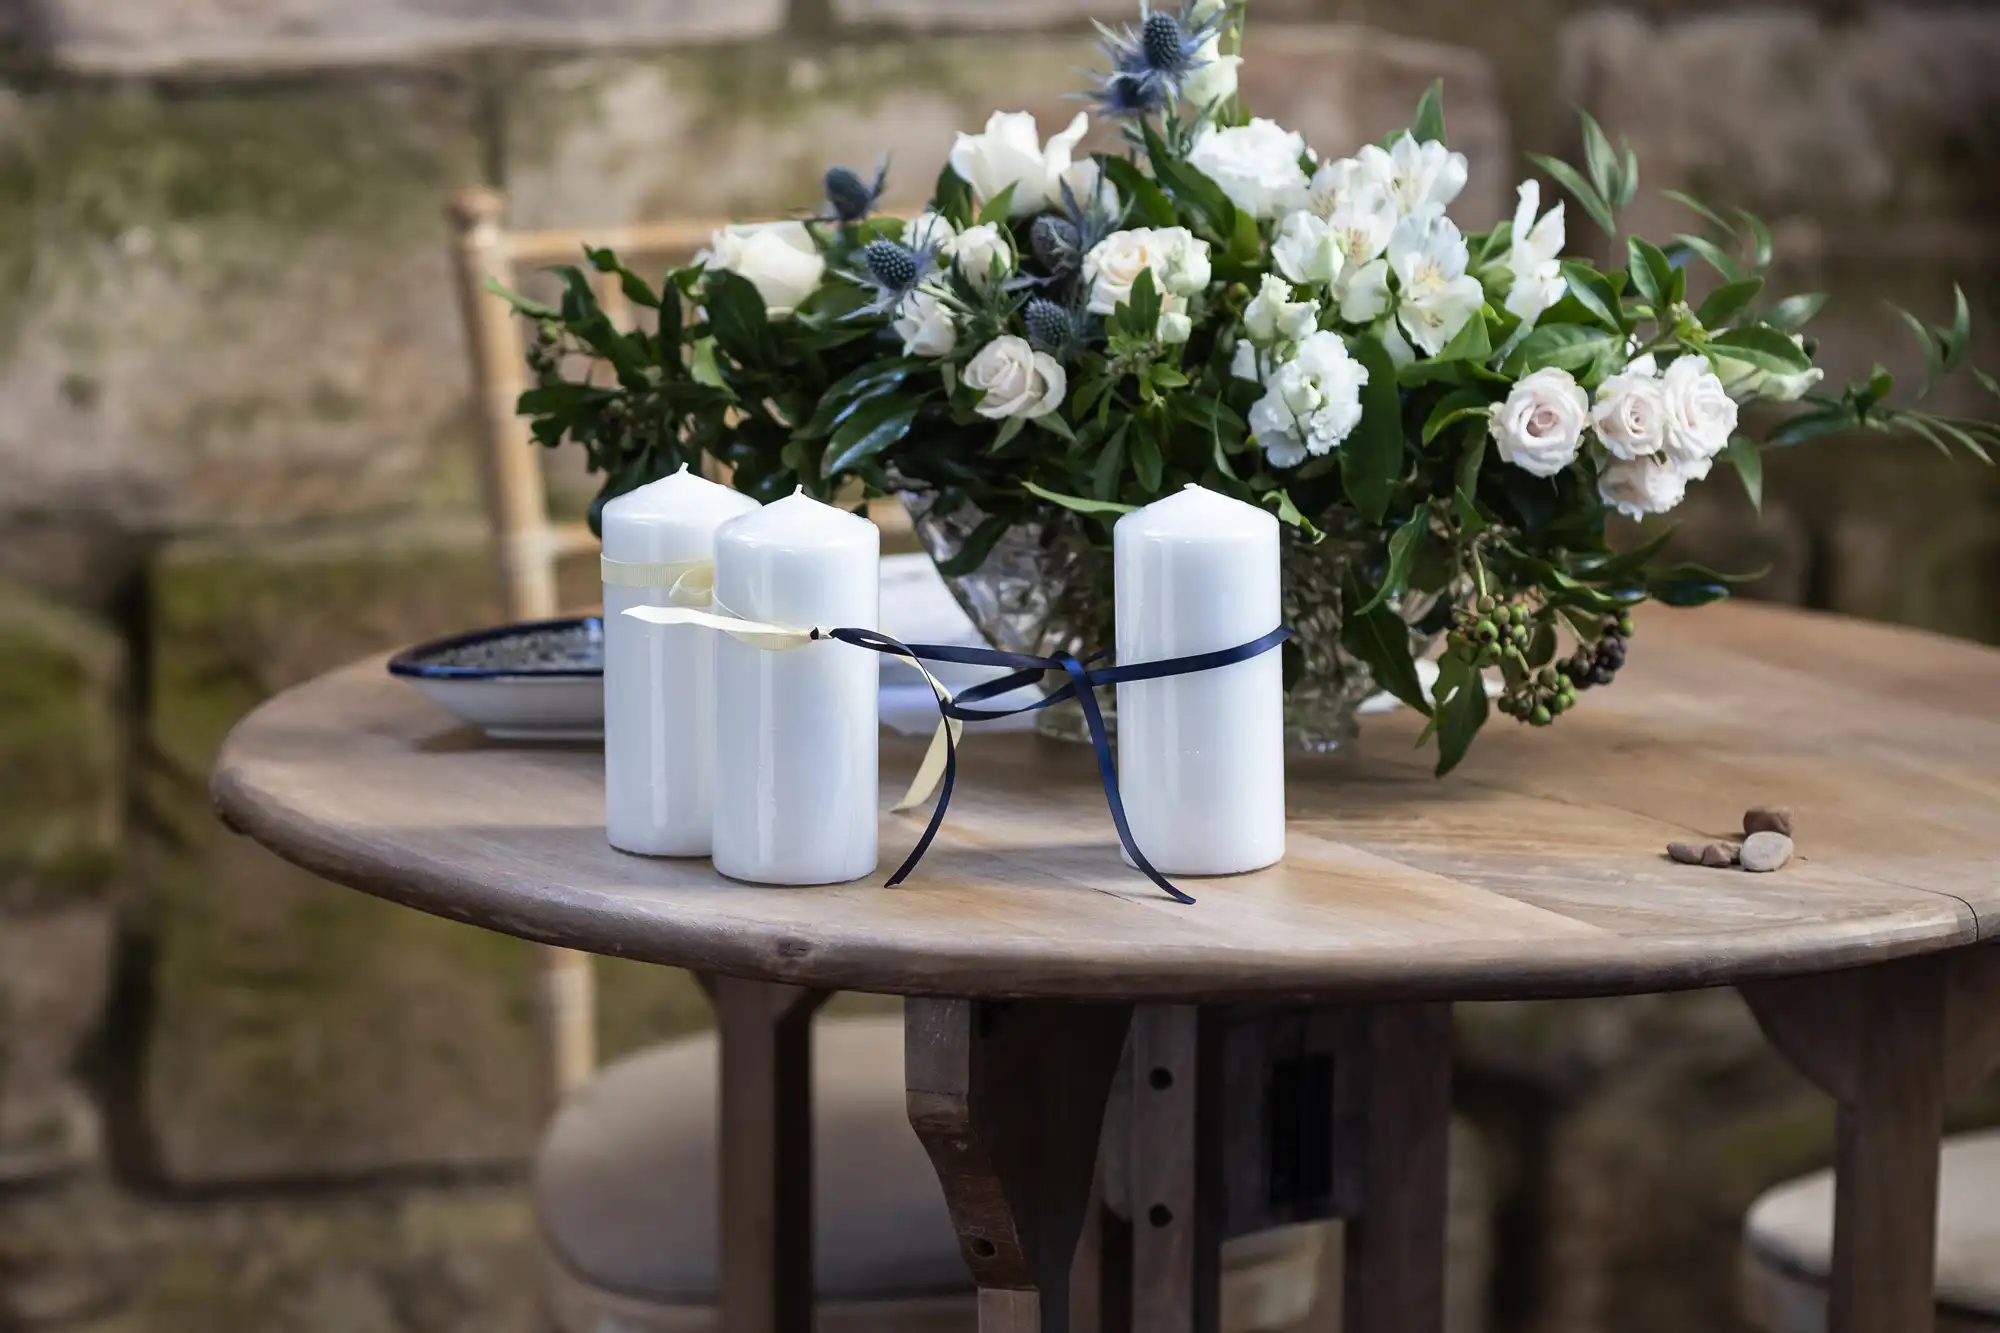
[813,625,1292,904]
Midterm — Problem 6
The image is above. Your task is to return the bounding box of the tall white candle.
[600,465,760,857]
[711,489,880,885]
[1114,483,1284,875]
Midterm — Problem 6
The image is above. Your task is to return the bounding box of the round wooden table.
[212,600,2000,1333]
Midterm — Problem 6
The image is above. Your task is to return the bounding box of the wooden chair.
[444,188,1328,1332]
[1742,1130,2000,1333]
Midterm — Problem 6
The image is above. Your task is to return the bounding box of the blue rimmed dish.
[388,616,604,741]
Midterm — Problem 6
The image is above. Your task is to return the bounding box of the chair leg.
[906,999,1133,1333]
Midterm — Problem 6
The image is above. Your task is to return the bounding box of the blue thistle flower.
[1023,298,1074,353]
[821,158,889,223]
[1029,215,1082,275]
[1091,69,1171,120]
[863,239,919,291]
[1089,2,1225,118]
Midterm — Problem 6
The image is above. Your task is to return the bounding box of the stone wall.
[1,1,1997,1331]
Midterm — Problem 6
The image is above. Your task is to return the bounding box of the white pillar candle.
[712,489,880,885]
[1114,483,1285,876]
[600,465,760,857]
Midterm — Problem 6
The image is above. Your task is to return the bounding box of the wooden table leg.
[1341,1001,1452,1333]
[704,975,830,1333]
[1745,955,1954,1333]
[1128,1005,1221,1333]
[906,998,1133,1333]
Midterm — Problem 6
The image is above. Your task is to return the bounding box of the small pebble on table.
[1740,831,1795,873]
[1700,841,1738,868]
[1744,805,1795,838]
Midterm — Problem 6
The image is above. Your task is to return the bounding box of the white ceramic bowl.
[388,617,604,741]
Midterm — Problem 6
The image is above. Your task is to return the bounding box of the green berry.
[1477,595,1496,615]
[1530,704,1551,726]
[1617,615,1635,636]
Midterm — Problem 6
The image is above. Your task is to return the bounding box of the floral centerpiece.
[499,0,1995,772]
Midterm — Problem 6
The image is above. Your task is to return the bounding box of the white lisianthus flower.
[901,211,958,256]
[1346,133,1468,222]
[1590,364,1668,460]
[1658,355,1738,470]
[697,221,826,318]
[1181,34,1242,112]
[1387,216,1485,355]
[1082,227,1211,314]
[1272,211,1344,287]
[1714,334,1823,403]
[1242,273,1320,346]
[1229,340,1262,382]
[963,335,1067,420]
[1490,368,1589,477]
[1157,306,1194,345]
[1599,453,1689,519]
[1501,179,1567,326]
[892,288,957,358]
[1248,330,1371,467]
[948,110,1091,218]
[1186,118,1312,220]
[951,222,1014,292]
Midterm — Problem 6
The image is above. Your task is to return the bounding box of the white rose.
[1249,330,1370,467]
[1185,118,1311,220]
[948,110,1090,218]
[902,211,958,256]
[964,335,1067,420]
[1271,211,1344,287]
[1242,273,1320,346]
[1388,215,1484,356]
[1590,365,1668,461]
[697,220,825,318]
[1659,355,1738,468]
[1181,34,1242,111]
[1599,453,1688,520]
[1490,367,1589,478]
[952,222,1014,292]
[893,288,957,358]
[1081,227,1209,314]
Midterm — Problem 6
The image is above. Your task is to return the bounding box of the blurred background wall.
[0,0,1995,1330]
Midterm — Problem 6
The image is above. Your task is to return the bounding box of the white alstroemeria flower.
[1305,157,1365,220]
[1490,367,1589,477]
[1323,185,1397,323]
[951,222,1014,292]
[1590,363,1668,460]
[892,288,957,358]
[697,221,826,318]
[902,211,958,256]
[1352,133,1469,222]
[1714,333,1823,403]
[1658,354,1738,470]
[1186,118,1312,220]
[1272,211,1344,287]
[948,110,1091,218]
[1229,340,1263,382]
[1388,216,1485,355]
[1599,453,1689,519]
[1181,34,1242,112]
[1242,273,1320,346]
[963,335,1066,419]
[1249,330,1371,467]
[1082,227,1211,315]
[1501,179,1567,326]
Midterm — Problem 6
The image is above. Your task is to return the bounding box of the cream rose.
[1599,453,1689,519]
[1490,367,1589,478]
[893,289,957,358]
[1185,118,1311,220]
[1082,227,1209,315]
[948,110,1090,218]
[697,221,825,317]
[1659,355,1738,468]
[1590,364,1668,461]
[964,335,1066,420]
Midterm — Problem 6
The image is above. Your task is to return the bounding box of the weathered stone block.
[27,0,784,76]
[504,25,1508,230]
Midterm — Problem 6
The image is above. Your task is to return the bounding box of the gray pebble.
[1740,831,1794,873]
[1744,806,1794,838]
[1667,841,1702,865]
[1700,841,1738,868]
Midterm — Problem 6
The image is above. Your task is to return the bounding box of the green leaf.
[1412,80,1447,145]
[1646,562,1745,607]
[1133,429,1165,492]
[1100,156,1176,228]
[1696,277,1764,329]
[1354,516,1427,615]
[1766,404,1857,448]
[1456,426,1488,505]
[1340,569,1430,717]
[1711,325,1812,374]
[1263,489,1324,540]
[1031,411,1078,443]
[1421,392,1492,445]
[1432,309,1493,363]
[1528,153,1616,236]
[1579,109,1621,206]
[1660,189,1733,235]
[1343,336,1404,525]
[1764,292,1827,332]
[822,397,920,475]
[977,182,1019,227]
[1505,323,1614,376]
[1626,237,1675,309]
[1429,650,1488,776]
[1673,233,1744,283]
[1735,209,1774,269]
[1558,260,1625,332]
[988,414,1027,454]
[1092,422,1129,501]
[1723,435,1763,512]
[1943,284,1973,372]
[1022,481,1136,515]
[935,513,1013,577]
[483,275,560,319]
[1617,145,1639,209]
[1889,302,1945,394]
[701,269,780,370]
[933,164,975,226]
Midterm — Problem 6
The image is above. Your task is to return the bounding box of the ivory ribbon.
[600,555,716,607]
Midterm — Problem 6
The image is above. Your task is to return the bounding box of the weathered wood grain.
[210,601,1997,1003]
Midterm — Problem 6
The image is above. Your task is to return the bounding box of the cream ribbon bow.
[619,604,961,814]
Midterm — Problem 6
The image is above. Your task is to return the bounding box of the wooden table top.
[210,601,2000,1003]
